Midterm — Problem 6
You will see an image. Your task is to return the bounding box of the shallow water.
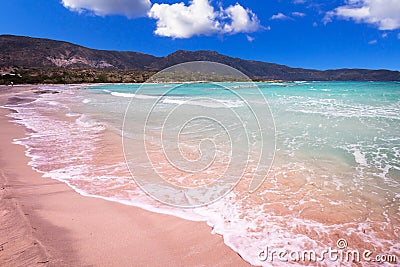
[4,81,399,266]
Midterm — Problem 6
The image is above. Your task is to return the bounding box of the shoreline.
[0,85,249,266]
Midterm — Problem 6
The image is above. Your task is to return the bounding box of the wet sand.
[0,85,249,266]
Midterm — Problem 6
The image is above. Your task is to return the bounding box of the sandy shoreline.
[0,85,249,266]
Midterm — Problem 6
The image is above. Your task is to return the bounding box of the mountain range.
[1,34,400,81]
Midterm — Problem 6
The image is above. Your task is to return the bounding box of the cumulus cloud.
[61,0,151,18]
[148,0,261,38]
[223,4,260,34]
[148,0,220,38]
[270,13,290,20]
[61,0,261,38]
[325,0,400,30]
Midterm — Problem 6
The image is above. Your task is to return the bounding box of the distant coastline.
[1,35,400,84]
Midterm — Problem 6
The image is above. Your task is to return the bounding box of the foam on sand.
[3,82,399,266]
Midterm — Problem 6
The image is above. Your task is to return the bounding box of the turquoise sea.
[5,81,400,266]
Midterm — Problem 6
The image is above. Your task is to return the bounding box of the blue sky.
[1,0,400,70]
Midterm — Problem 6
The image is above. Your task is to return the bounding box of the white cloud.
[325,0,400,30]
[61,0,261,38]
[223,4,260,34]
[368,39,377,44]
[61,0,151,18]
[148,0,219,38]
[381,32,388,38]
[246,35,255,42]
[270,13,290,20]
[292,12,306,17]
[148,0,261,38]
[323,12,333,25]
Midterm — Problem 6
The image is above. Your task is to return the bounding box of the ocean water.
[4,81,400,266]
